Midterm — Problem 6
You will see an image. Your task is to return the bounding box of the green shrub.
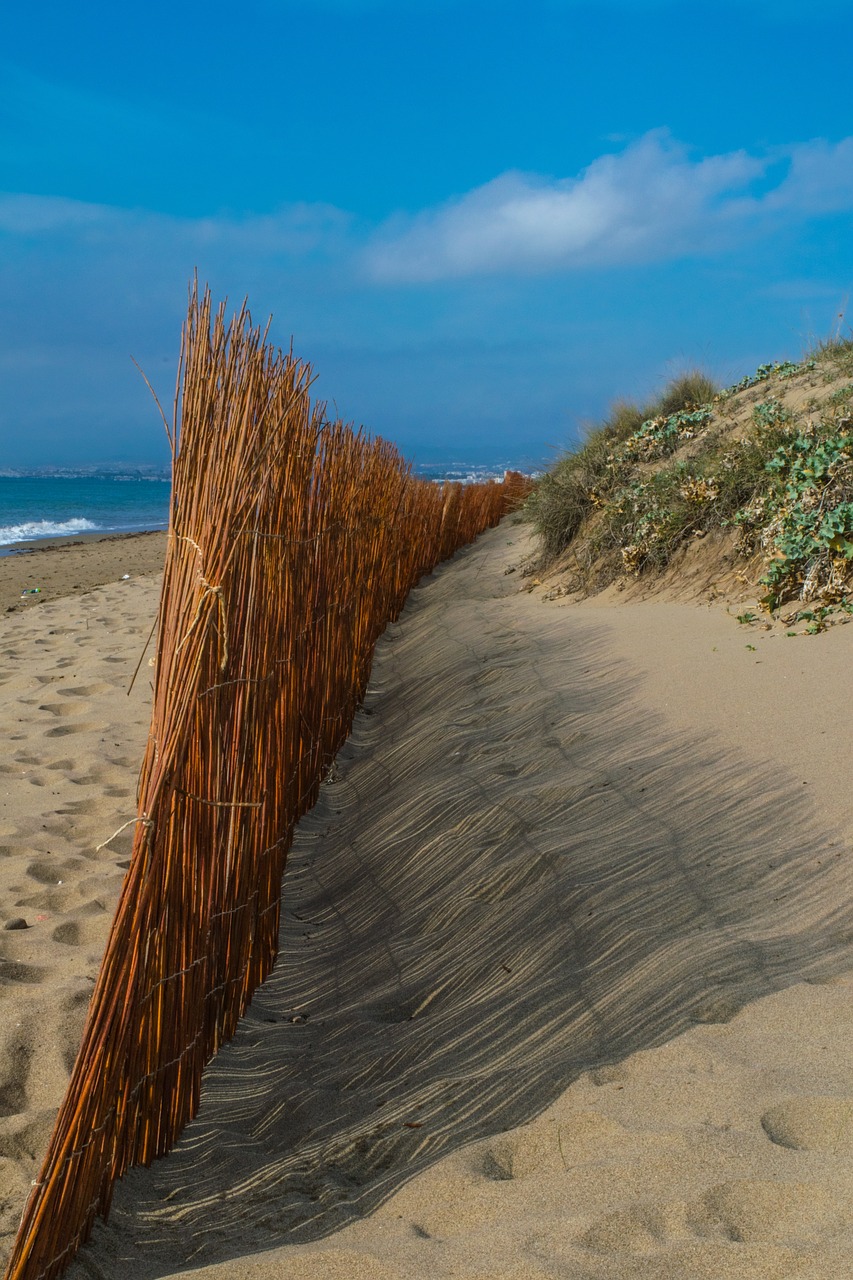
[527,370,719,560]
[757,426,853,607]
[526,426,625,560]
[529,343,853,614]
[601,399,651,442]
[712,422,793,517]
[620,407,714,463]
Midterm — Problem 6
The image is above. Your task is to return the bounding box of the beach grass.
[526,344,853,615]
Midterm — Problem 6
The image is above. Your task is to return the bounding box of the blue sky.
[2,0,853,469]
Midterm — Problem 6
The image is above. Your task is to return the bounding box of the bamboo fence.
[3,287,532,1280]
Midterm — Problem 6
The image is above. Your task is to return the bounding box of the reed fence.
[4,287,532,1280]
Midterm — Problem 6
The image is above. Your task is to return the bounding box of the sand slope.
[1,522,852,1280]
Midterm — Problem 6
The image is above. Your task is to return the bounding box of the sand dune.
[1,522,852,1279]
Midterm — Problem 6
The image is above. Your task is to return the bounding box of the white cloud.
[363,130,853,283]
[6,129,852,296]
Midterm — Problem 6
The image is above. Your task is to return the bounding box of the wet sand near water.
[0,530,167,614]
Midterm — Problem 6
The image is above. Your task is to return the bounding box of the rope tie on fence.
[95,815,155,853]
[175,578,229,672]
[172,532,205,560]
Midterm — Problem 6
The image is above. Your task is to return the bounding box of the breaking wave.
[0,518,100,547]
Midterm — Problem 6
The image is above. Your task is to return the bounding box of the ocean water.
[0,473,172,549]
[0,462,531,552]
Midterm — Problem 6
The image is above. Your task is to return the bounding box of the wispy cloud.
[760,137,853,215]
[363,131,853,283]
[0,193,351,256]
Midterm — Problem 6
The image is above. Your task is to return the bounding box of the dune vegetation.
[527,338,853,629]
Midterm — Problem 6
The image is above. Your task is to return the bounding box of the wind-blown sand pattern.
[2,520,853,1279]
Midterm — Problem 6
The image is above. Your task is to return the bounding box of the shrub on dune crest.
[654,369,719,418]
[527,369,720,562]
[527,347,853,616]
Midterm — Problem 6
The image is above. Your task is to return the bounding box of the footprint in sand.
[53,796,101,817]
[14,886,79,913]
[68,768,109,786]
[0,1158,33,1238]
[56,683,111,698]
[43,723,100,738]
[0,1110,56,1164]
[0,1022,36,1124]
[581,1202,687,1254]
[26,859,83,885]
[761,1097,853,1155]
[580,1178,851,1255]
[480,1111,629,1183]
[51,916,106,950]
[0,957,47,988]
[689,1178,851,1245]
[37,702,83,718]
[51,921,81,946]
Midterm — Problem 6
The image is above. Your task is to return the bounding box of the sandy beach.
[2,520,853,1280]
[0,532,167,615]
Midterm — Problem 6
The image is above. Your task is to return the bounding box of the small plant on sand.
[741,423,853,610]
[654,370,719,416]
[619,407,713,463]
[752,398,792,429]
[719,358,817,399]
[828,383,853,408]
[809,333,853,378]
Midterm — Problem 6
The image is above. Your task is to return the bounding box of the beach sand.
[0,531,167,614]
[1,521,852,1279]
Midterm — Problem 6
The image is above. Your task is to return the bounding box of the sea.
[0,462,535,552]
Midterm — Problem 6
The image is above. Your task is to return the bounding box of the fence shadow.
[72,532,853,1278]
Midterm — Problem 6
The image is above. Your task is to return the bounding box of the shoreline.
[0,529,167,613]
[0,527,168,555]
